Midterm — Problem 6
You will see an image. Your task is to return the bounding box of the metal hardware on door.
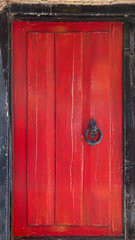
[13,22,123,236]
[84,119,102,146]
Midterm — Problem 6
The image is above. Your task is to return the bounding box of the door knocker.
[84,119,102,146]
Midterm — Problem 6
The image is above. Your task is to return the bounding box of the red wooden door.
[12,22,123,237]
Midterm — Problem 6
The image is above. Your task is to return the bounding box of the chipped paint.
[0,2,135,240]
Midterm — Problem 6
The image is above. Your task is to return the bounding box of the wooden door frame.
[0,3,135,240]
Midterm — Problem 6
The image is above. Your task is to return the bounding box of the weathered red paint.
[12,22,123,237]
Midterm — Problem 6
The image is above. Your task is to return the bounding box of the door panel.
[27,33,55,226]
[55,33,84,225]
[12,22,123,236]
[83,32,110,226]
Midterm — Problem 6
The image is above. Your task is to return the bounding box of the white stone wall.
[0,0,135,13]
[2,0,135,5]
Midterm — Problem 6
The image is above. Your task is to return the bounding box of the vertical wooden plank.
[27,33,55,225]
[109,23,123,235]
[83,32,110,226]
[55,33,84,225]
[13,22,28,236]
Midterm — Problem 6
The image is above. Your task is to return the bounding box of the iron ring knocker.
[84,119,102,146]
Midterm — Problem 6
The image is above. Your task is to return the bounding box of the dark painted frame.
[0,3,135,240]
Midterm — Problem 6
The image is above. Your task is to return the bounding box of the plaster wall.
[1,0,135,8]
[7,0,135,4]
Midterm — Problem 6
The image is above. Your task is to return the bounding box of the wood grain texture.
[27,33,55,226]
[55,33,84,225]
[83,32,110,226]
[13,22,123,237]
[109,22,123,236]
